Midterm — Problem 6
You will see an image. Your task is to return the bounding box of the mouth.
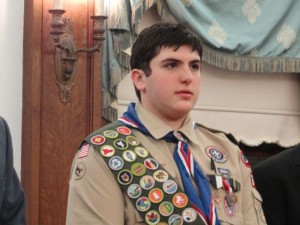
[175,90,193,97]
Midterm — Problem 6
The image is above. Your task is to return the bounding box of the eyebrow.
[161,58,201,64]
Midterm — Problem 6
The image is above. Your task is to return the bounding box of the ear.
[131,69,146,91]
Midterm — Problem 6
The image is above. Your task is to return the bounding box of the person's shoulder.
[0,116,6,127]
[0,116,8,133]
[255,144,300,169]
[194,122,239,146]
[78,121,121,149]
[87,121,120,138]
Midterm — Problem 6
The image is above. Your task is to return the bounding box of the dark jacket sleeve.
[253,156,287,225]
[0,116,26,225]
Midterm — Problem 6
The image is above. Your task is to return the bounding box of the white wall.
[0,0,24,177]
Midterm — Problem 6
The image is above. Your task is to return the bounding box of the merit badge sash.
[85,121,207,225]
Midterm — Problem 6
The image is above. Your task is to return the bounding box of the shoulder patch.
[78,143,90,158]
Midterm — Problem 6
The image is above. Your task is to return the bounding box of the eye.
[165,62,177,69]
[191,63,200,71]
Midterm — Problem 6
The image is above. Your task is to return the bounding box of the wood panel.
[22,0,105,224]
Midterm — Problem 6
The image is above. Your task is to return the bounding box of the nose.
[180,66,193,84]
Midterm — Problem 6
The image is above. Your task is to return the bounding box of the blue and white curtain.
[101,0,300,121]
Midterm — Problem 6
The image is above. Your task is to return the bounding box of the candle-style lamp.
[48,0,107,103]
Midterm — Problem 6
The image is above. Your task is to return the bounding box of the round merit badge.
[100,145,115,157]
[144,158,159,170]
[90,135,105,145]
[168,214,183,225]
[173,193,188,208]
[205,146,227,163]
[140,175,155,190]
[122,150,137,162]
[159,201,174,217]
[131,163,146,176]
[163,180,178,194]
[103,130,119,139]
[136,196,151,212]
[126,136,140,146]
[127,183,142,199]
[149,188,164,203]
[182,207,197,223]
[117,170,133,185]
[153,170,169,182]
[134,146,149,158]
[117,126,131,135]
[145,210,160,225]
[108,156,124,170]
[113,139,128,150]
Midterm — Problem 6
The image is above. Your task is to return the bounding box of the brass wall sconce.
[49,1,107,103]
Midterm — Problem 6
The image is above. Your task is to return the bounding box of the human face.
[132,45,201,123]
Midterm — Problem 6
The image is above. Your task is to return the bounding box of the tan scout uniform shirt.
[66,103,266,225]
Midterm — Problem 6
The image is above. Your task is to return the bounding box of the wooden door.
[22,0,106,224]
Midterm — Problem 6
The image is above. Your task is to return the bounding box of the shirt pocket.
[212,190,235,225]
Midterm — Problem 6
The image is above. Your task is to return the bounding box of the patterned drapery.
[163,0,300,73]
[102,0,300,121]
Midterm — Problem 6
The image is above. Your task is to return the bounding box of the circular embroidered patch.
[144,158,159,170]
[127,183,142,199]
[149,188,164,204]
[134,146,149,158]
[91,135,105,145]
[145,210,160,225]
[131,163,146,176]
[126,136,140,146]
[182,207,197,223]
[168,214,183,225]
[74,162,86,180]
[117,170,133,185]
[140,175,155,190]
[109,156,124,170]
[117,126,131,135]
[173,193,188,208]
[136,196,151,212]
[153,170,169,182]
[205,146,227,163]
[113,139,128,150]
[103,130,119,139]
[100,145,115,157]
[122,150,137,162]
[159,201,174,217]
[163,180,178,194]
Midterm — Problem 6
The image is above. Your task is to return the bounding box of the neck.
[157,114,186,130]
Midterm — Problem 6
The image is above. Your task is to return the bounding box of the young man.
[0,116,26,225]
[253,144,300,225]
[66,23,266,225]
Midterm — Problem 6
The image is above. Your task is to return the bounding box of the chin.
[176,102,195,111]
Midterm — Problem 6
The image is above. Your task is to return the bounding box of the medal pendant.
[225,194,235,207]
[232,193,238,204]
[213,190,222,204]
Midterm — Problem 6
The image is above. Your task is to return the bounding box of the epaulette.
[195,122,239,146]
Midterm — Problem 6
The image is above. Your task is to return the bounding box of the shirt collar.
[135,102,199,144]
